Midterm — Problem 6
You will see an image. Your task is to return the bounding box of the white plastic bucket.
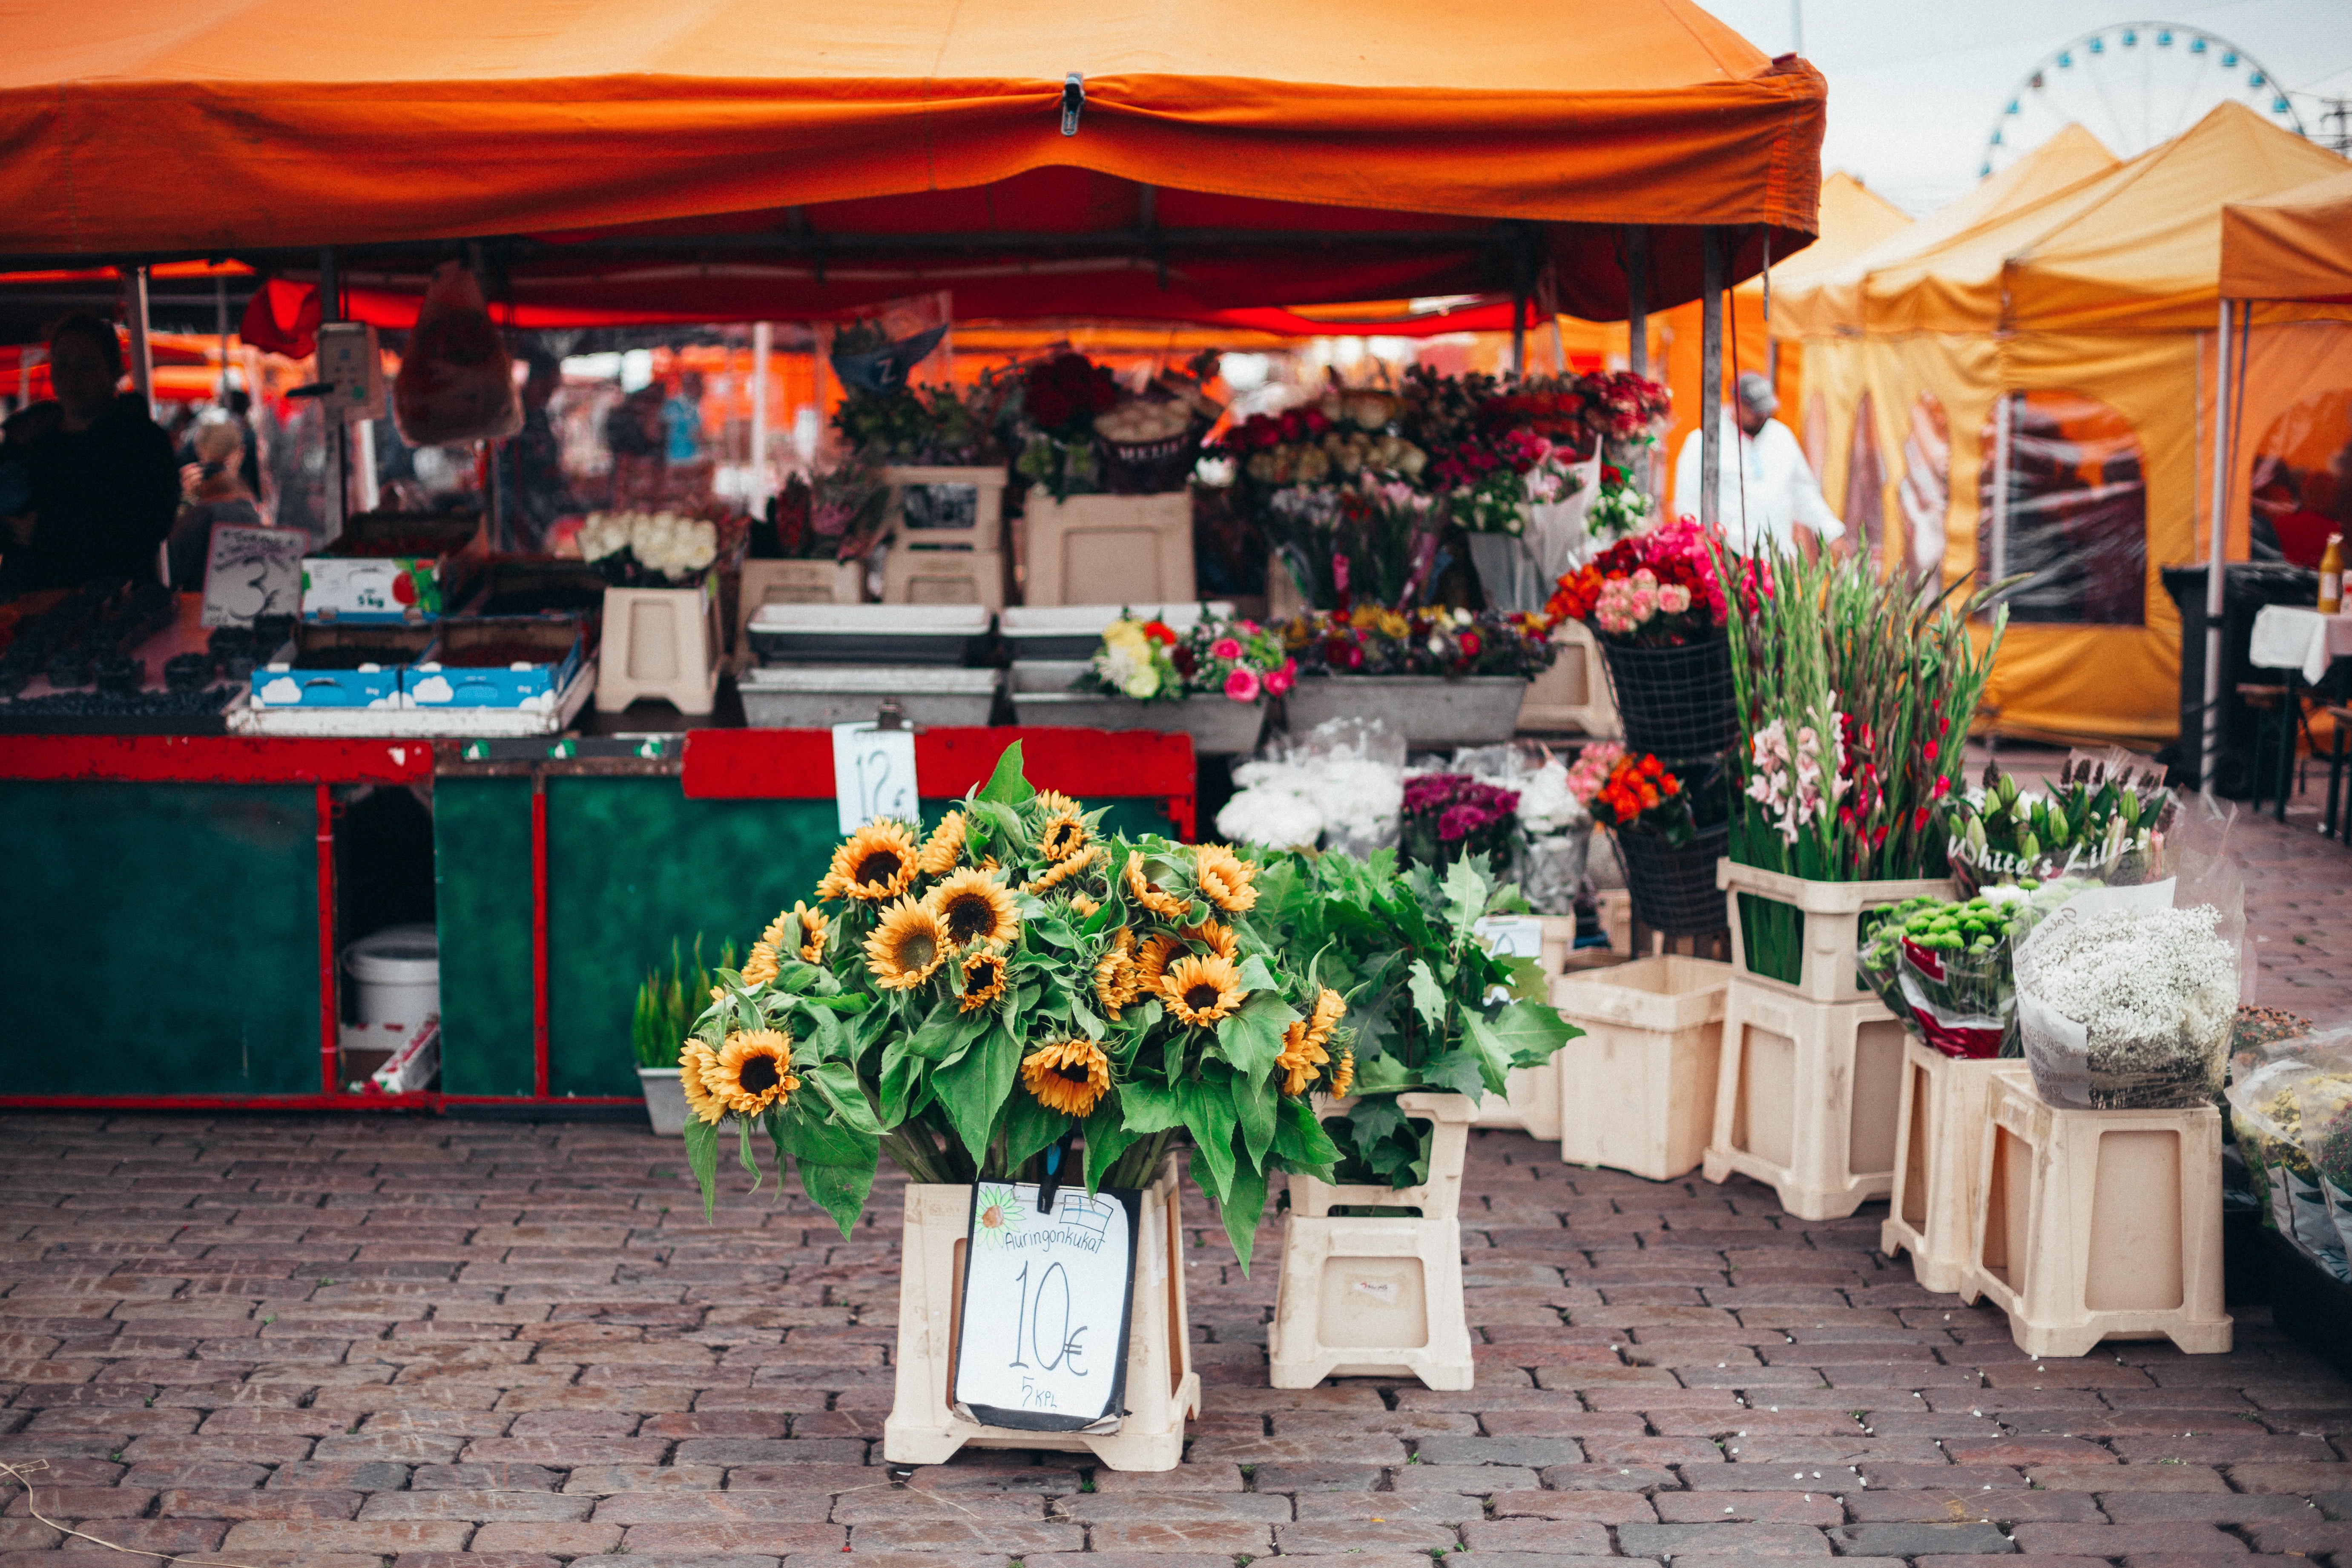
[345,922,440,1026]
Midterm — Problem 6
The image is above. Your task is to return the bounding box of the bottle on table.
[2323,533,2345,615]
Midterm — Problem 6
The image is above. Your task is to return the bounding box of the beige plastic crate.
[883,546,1006,610]
[1024,493,1195,607]
[1883,1043,2031,1295]
[1552,955,1731,1181]
[1271,1092,1474,1391]
[1718,860,1955,1005]
[1516,620,1619,736]
[732,558,862,666]
[1468,916,1579,1141]
[593,584,719,715]
[1703,977,1908,1220]
[1967,1074,2231,1358]
[882,1155,1200,1470]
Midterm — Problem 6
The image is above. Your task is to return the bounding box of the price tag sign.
[831,721,919,834]
[950,1181,1140,1433]
[1473,915,1545,960]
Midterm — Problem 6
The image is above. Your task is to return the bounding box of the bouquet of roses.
[1583,460,1655,542]
[1566,743,1695,846]
[1578,371,1673,440]
[1399,772,1521,875]
[1081,614,1185,701]
[1179,616,1296,704]
[1545,519,1726,646]
[1014,351,1121,499]
[680,744,1350,1265]
[1287,604,1560,680]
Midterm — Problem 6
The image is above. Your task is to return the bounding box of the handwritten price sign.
[950,1181,1141,1432]
[830,721,919,835]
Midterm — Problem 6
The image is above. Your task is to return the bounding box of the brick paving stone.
[1829,1522,2017,1554]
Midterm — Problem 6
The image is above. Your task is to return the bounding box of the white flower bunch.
[1215,778,1325,851]
[577,510,719,582]
[2019,902,2237,1106]
[1514,757,1589,837]
[1219,755,1403,852]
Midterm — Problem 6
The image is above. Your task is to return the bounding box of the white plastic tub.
[746,603,994,666]
[345,923,439,1026]
[738,665,1000,728]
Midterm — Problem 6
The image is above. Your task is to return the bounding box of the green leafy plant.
[1255,850,1578,1185]
[682,742,1347,1266]
[631,936,735,1070]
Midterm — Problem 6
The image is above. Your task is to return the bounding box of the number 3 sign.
[950,1181,1141,1433]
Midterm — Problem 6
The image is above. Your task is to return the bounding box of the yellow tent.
[1776,105,2349,744]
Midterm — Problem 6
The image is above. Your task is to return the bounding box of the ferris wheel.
[1982,22,2306,176]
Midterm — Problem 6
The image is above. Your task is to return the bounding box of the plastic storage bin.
[1719,860,1955,1004]
[345,923,439,1026]
[1551,955,1731,1181]
[1023,493,1196,607]
[1883,1043,2030,1295]
[1704,977,1908,1220]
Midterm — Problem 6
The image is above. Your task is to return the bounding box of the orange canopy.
[2220,169,2352,305]
[0,0,1822,322]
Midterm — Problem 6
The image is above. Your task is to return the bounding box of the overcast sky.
[1700,0,2352,214]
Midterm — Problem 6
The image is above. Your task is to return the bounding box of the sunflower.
[917,811,968,876]
[924,867,1021,951]
[1180,918,1239,960]
[1194,843,1259,913]
[679,1041,727,1125]
[1161,953,1246,1028]
[864,897,951,990]
[740,941,781,989]
[1070,892,1100,918]
[1124,852,1191,919]
[1303,986,1347,1049]
[1134,932,1181,992]
[1327,1047,1356,1098]
[1024,842,1101,896]
[1093,946,1140,1019]
[1037,811,1089,864]
[957,948,1009,1013]
[1020,1037,1111,1117]
[792,902,829,964]
[706,1028,799,1114]
[1033,789,1082,818]
[1275,1019,1330,1097]
[818,821,918,903]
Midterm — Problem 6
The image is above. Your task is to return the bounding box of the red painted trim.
[317,784,338,1097]
[0,1093,645,1111]
[681,726,1197,827]
[532,779,551,1100]
[0,735,435,785]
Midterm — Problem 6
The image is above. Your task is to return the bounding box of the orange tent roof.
[1746,171,1911,297]
[0,0,1822,323]
[2220,168,2352,305]
[1772,125,2118,338]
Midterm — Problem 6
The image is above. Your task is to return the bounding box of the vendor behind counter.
[0,312,181,594]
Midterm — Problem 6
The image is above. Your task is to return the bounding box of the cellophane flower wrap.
[682,743,1348,1266]
[1944,752,2175,893]
[1256,849,1578,1186]
[1545,520,1726,647]
[1286,604,1558,679]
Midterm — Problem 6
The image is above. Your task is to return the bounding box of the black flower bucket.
[1598,632,1737,760]
[1615,823,1731,937]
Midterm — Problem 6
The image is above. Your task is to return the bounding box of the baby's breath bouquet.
[681,743,1347,1264]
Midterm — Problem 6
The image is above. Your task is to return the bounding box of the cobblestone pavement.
[0,1115,2346,1568]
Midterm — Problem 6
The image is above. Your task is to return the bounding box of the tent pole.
[215,276,230,399]
[1989,392,2012,592]
[2200,299,2233,801]
[1510,290,1527,376]
[1625,227,1648,377]
[1699,228,1723,533]
[319,247,345,543]
[751,321,773,513]
[123,266,155,412]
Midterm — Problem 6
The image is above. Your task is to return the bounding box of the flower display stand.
[1719,860,1956,1005]
[1551,955,1731,1181]
[1006,664,1266,755]
[1024,494,1195,608]
[1967,1073,2232,1356]
[882,546,1008,609]
[1283,675,1527,748]
[1703,977,1909,1221]
[1516,620,1619,737]
[880,465,1008,610]
[731,558,861,666]
[882,1155,1199,1470]
[1597,632,1736,759]
[1468,917,1579,1140]
[1882,1043,2028,1294]
[638,1068,686,1137]
[1271,1092,1474,1391]
[594,584,720,715]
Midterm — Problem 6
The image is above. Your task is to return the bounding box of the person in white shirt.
[1672,371,1844,558]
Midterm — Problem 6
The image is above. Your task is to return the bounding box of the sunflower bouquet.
[681,743,1350,1265]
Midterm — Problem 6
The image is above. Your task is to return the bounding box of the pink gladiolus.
[1224,667,1262,703]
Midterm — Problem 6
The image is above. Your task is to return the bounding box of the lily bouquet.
[681,744,1349,1264]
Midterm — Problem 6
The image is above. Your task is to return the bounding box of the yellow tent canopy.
[1783,107,2352,745]
[2221,168,2352,307]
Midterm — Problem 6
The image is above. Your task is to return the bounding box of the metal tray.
[999,602,1234,662]
[738,665,1002,729]
[747,603,995,666]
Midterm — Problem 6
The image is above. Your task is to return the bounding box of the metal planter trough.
[1007,662,1266,754]
[1281,675,1527,747]
[738,665,1002,729]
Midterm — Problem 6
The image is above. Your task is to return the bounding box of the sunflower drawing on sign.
[975,1185,1025,1246]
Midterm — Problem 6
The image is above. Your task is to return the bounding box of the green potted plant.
[631,937,732,1137]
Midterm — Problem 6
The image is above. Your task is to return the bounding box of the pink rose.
[1224,666,1262,703]
[1659,583,1692,615]
[1265,658,1296,696]
[1210,636,1244,661]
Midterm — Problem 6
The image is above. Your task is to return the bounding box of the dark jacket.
[0,393,182,592]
